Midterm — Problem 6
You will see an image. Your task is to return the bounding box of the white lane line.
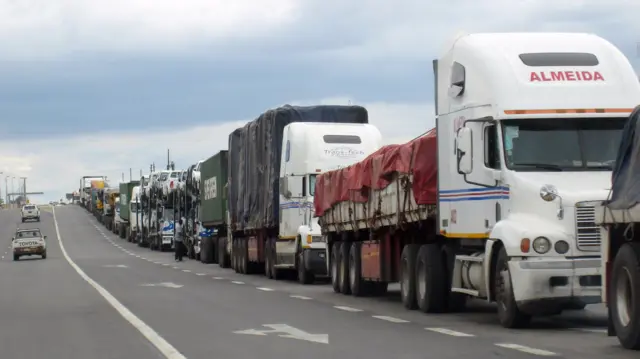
[172,267,180,269]
[196,273,206,276]
[573,328,607,334]
[495,343,557,356]
[212,277,224,280]
[182,270,191,273]
[162,264,171,266]
[372,315,409,323]
[333,306,363,312]
[425,328,474,337]
[231,281,245,285]
[140,258,147,260]
[52,207,185,359]
[290,295,312,300]
[256,287,274,291]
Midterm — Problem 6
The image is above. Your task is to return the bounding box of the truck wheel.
[13,254,19,261]
[241,239,249,274]
[495,246,531,328]
[265,239,274,279]
[349,242,369,296]
[219,237,230,268]
[330,242,341,293]
[611,242,640,349]
[415,243,446,313]
[231,239,238,272]
[297,249,315,285]
[338,241,351,294]
[400,244,420,310]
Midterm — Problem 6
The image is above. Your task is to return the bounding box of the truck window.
[501,117,624,171]
[518,52,599,67]
[309,174,317,196]
[302,176,307,197]
[323,135,361,144]
[285,140,291,162]
[484,124,501,169]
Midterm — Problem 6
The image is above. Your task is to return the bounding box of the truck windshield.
[309,174,317,196]
[158,173,168,181]
[130,202,140,212]
[501,117,625,171]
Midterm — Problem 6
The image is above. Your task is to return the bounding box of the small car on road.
[21,204,40,222]
[12,228,47,260]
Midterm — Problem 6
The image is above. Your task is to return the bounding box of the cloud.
[0,98,432,202]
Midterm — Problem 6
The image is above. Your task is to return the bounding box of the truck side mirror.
[280,177,291,199]
[456,127,473,174]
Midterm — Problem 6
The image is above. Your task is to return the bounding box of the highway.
[0,205,633,359]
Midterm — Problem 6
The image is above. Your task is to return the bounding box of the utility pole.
[129,168,132,181]
[20,177,27,204]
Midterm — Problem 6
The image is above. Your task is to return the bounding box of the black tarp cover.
[607,105,640,210]
[228,105,369,232]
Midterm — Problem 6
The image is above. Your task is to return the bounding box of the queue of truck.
[77,32,640,350]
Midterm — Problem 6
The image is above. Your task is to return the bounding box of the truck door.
[454,119,506,234]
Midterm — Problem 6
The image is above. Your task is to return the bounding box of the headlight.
[539,184,559,202]
[532,237,551,254]
[554,240,569,254]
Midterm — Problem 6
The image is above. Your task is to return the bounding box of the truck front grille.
[575,204,600,252]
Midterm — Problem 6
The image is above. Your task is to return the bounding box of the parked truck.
[79,176,107,211]
[199,151,230,266]
[314,32,634,328]
[118,180,140,241]
[227,105,382,284]
[140,166,181,250]
[102,187,120,231]
[91,180,105,219]
[594,108,640,349]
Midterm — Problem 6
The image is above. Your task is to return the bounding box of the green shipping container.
[119,180,140,221]
[200,150,228,227]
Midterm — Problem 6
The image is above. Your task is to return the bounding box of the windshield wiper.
[513,163,564,171]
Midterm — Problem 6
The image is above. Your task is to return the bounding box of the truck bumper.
[509,257,602,315]
[303,248,328,275]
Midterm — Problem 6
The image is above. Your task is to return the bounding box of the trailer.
[594,107,640,350]
[316,32,634,328]
[200,151,230,266]
[228,104,382,284]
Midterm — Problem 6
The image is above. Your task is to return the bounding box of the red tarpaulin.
[314,129,437,216]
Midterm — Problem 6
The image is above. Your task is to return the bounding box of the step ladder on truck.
[594,106,640,350]
[316,32,640,328]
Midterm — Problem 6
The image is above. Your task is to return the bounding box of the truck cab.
[436,32,637,326]
[278,122,382,282]
[130,186,141,240]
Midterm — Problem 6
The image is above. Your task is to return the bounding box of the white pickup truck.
[12,228,47,260]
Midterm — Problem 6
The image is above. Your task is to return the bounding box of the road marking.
[182,270,191,273]
[140,282,183,289]
[212,277,224,280]
[333,306,363,312]
[52,207,186,359]
[256,287,274,291]
[234,324,329,344]
[495,343,556,356]
[231,281,245,284]
[372,315,409,323]
[196,273,206,276]
[573,328,607,334]
[290,295,312,300]
[425,328,474,337]
[162,264,171,266]
[102,264,128,268]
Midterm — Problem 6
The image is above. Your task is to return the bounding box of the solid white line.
[495,343,556,356]
[290,295,312,300]
[333,306,363,312]
[372,315,409,323]
[231,281,245,284]
[52,207,185,359]
[256,287,274,291]
[425,328,474,337]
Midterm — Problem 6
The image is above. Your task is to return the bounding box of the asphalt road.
[0,205,634,359]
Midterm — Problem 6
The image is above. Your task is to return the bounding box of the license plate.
[319,253,325,258]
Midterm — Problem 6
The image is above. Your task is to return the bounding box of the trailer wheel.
[338,241,352,295]
[265,239,273,279]
[331,242,341,293]
[611,242,640,350]
[240,239,248,274]
[400,244,420,310]
[415,243,446,313]
[219,237,230,268]
[495,246,531,328]
[349,242,368,296]
[297,249,315,285]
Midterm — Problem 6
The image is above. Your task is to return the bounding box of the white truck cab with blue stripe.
[277,122,382,283]
[434,32,638,327]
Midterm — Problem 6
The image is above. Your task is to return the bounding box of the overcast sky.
[0,0,638,202]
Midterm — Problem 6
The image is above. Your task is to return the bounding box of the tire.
[400,244,420,310]
[330,242,341,293]
[297,249,315,285]
[265,238,274,279]
[41,252,47,259]
[494,246,531,328]
[349,242,368,296]
[13,254,18,261]
[219,237,230,268]
[240,239,248,274]
[611,242,640,349]
[338,241,351,295]
[415,243,446,313]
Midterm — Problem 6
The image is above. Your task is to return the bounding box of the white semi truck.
[315,32,634,328]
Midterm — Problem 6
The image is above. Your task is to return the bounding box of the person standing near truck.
[174,218,184,261]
